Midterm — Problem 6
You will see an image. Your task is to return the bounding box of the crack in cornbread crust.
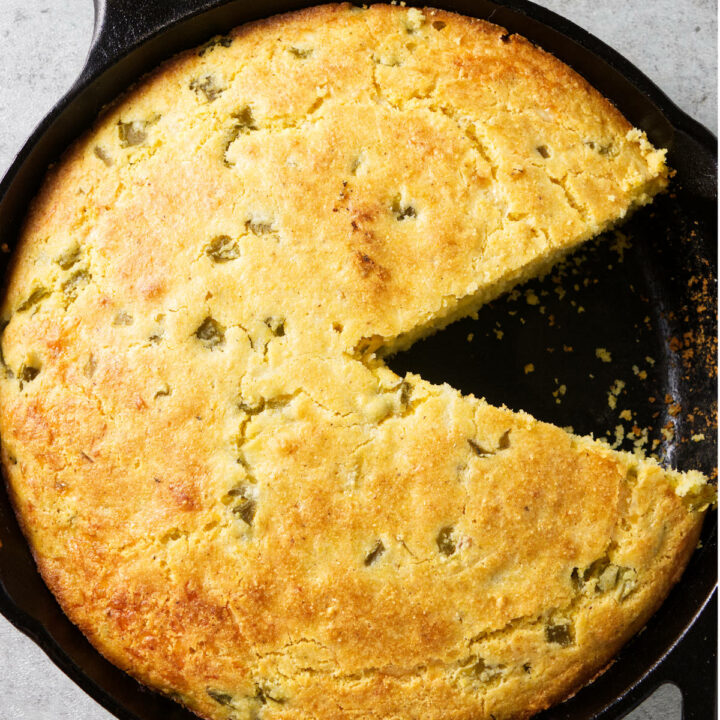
[0,4,710,720]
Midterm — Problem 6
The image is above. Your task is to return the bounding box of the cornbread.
[0,4,713,719]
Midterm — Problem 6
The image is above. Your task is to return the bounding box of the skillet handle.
[75,0,223,88]
[628,590,717,720]
[673,591,717,720]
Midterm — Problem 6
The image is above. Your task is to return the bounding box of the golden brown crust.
[0,5,708,720]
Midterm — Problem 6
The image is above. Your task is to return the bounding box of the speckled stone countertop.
[0,1,715,719]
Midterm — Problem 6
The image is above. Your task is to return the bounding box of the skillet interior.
[0,1,715,718]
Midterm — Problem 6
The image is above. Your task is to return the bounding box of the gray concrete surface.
[0,1,715,719]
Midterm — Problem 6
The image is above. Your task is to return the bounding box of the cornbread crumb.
[595,347,612,363]
[610,231,631,262]
[607,379,626,410]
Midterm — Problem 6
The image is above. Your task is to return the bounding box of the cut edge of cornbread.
[368,137,669,359]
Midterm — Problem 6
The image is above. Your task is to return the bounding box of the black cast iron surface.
[0,1,716,719]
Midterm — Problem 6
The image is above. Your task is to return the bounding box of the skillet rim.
[0,2,716,719]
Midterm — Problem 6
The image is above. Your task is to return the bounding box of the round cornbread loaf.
[0,4,713,719]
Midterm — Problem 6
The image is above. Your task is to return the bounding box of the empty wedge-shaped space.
[0,5,713,720]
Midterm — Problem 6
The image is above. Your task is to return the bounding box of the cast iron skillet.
[0,1,716,718]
